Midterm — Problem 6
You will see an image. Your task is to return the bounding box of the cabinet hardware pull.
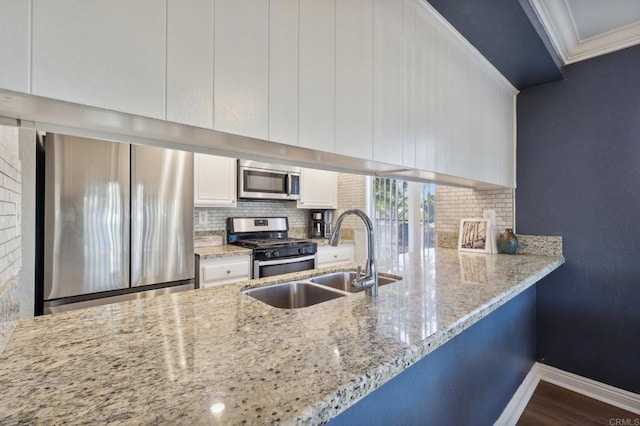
[226,270,231,274]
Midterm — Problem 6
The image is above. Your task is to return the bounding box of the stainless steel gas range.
[227,217,317,279]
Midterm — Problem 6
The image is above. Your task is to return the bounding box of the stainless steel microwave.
[238,160,301,201]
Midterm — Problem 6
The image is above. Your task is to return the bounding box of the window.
[369,177,435,258]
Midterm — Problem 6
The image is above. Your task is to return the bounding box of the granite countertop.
[195,245,252,259]
[194,239,351,258]
[0,249,563,424]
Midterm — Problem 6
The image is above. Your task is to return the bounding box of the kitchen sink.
[310,272,401,292]
[243,282,345,309]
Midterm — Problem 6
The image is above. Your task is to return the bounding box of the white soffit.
[529,0,640,64]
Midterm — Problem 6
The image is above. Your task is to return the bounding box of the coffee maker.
[310,210,333,238]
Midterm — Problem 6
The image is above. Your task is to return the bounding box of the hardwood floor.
[517,381,640,425]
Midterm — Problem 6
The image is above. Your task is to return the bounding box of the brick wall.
[195,201,310,234]
[435,185,514,247]
[336,172,367,232]
[0,125,21,354]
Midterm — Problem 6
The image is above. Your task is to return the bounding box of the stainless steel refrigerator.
[41,133,194,314]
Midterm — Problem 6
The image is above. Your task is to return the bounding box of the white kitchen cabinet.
[402,0,416,168]
[335,0,374,160]
[194,154,237,208]
[167,0,214,128]
[31,0,166,119]
[297,168,337,209]
[0,0,30,93]
[198,255,251,288]
[414,7,437,172]
[269,0,299,146]
[214,0,269,139]
[317,244,355,268]
[373,0,404,166]
[497,88,516,187]
[299,0,335,153]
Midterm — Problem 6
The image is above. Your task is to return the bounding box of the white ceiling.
[529,0,640,64]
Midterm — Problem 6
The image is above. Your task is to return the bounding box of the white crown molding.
[529,0,640,65]
[495,362,640,425]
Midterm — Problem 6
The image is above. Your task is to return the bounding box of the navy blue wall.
[330,287,536,425]
[517,45,640,393]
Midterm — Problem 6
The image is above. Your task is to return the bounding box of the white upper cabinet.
[31,0,166,119]
[269,0,299,146]
[402,0,416,169]
[299,0,335,153]
[497,89,516,187]
[194,154,237,208]
[0,0,30,92]
[214,0,269,139]
[373,0,404,166]
[335,0,374,160]
[167,0,214,128]
[297,168,337,209]
[414,7,437,172]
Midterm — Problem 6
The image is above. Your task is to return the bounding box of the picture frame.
[458,218,491,253]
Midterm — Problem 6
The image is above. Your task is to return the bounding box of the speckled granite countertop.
[194,239,352,259]
[0,249,563,424]
[195,244,252,259]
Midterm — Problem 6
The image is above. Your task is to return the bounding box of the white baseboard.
[494,364,540,426]
[536,363,640,415]
[495,362,640,425]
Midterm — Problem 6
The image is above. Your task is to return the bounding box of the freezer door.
[44,134,130,300]
[131,145,194,286]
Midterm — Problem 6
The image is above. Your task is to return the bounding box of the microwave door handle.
[286,174,292,196]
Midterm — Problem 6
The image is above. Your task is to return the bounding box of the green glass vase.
[499,228,518,254]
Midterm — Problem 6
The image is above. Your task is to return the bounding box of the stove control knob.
[298,247,307,255]
[265,251,272,258]
[272,250,280,258]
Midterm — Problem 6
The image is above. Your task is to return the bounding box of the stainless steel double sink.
[243,271,402,309]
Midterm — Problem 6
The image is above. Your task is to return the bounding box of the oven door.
[253,255,316,279]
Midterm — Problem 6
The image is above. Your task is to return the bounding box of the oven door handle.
[256,254,316,267]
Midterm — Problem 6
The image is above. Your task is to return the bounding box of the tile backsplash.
[194,201,310,235]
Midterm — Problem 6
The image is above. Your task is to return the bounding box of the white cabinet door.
[0,0,29,92]
[335,0,373,160]
[299,0,335,153]
[199,255,251,288]
[194,154,237,208]
[269,0,299,146]
[32,0,166,119]
[167,0,214,128]
[214,0,269,139]
[497,89,516,187]
[316,244,355,268]
[372,0,404,166]
[402,0,416,168]
[297,168,337,209]
[414,7,437,172]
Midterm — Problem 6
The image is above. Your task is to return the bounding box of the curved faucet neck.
[329,209,378,297]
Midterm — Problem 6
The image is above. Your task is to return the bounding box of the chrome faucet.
[329,209,378,297]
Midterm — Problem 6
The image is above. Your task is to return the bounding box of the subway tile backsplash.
[194,201,310,234]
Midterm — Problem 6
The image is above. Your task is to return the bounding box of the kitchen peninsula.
[0,248,563,424]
